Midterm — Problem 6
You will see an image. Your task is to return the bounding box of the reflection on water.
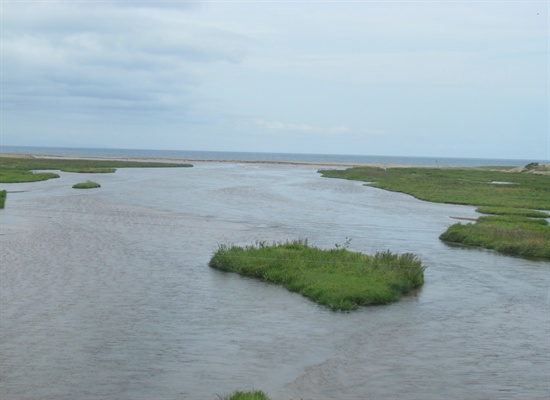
[1,163,548,400]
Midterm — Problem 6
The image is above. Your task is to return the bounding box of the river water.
[1,162,548,399]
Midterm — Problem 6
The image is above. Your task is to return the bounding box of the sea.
[1,145,546,167]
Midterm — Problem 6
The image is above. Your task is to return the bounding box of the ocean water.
[1,145,545,167]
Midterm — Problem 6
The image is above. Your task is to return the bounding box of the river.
[1,162,548,399]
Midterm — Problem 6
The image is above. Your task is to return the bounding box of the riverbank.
[319,166,550,260]
[0,155,192,208]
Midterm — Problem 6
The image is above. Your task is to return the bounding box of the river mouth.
[1,163,548,400]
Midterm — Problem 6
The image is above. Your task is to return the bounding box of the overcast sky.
[1,1,548,159]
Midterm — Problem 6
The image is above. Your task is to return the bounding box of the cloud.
[1,1,547,159]
[1,2,248,121]
[243,2,546,90]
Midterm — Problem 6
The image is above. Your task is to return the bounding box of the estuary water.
[1,162,549,399]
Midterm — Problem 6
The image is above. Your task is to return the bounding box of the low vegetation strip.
[440,215,550,259]
[0,169,59,183]
[319,165,550,260]
[61,167,116,173]
[475,206,549,218]
[209,240,425,311]
[0,155,192,182]
[319,166,550,209]
[0,155,193,207]
[446,207,550,259]
[0,190,5,209]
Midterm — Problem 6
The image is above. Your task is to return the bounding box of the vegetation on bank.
[72,181,101,189]
[62,167,116,173]
[319,166,549,209]
[218,390,270,400]
[475,206,549,218]
[209,239,425,311]
[0,190,5,209]
[319,166,550,260]
[441,215,550,259]
[0,169,60,183]
[0,155,192,184]
[0,155,192,207]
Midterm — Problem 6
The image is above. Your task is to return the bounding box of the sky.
[1,1,548,160]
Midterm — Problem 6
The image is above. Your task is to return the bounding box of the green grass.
[0,155,192,207]
[61,167,116,173]
[319,166,550,209]
[475,206,549,218]
[218,390,271,400]
[72,181,101,189]
[440,216,550,259]
[0,190,5,209]
[320,166,550,260]
[0,155,192,184]
[0,169,60,183]
[209,240,425,311]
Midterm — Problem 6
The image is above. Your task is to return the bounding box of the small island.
[209,239,425,311]
[72,181,101,189]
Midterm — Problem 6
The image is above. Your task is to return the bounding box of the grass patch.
[0,190,5,209]
[0,169,59,183]
[319,166,549,209]
[72,181,101,189]
[61,167,116,173]
[0,155,192,207]
[440,216,550,259]
[320,165,550,260]
[0,155,192,184]
[218,390,270,400]
[475,206,549,218]
[209,239,425,311]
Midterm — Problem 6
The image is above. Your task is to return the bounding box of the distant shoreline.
[0,152,410,168]
[3,153,546,172]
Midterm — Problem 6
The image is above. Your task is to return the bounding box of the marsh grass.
[61,167,116,173]
[320,166,550,259]
[0,169,59,183]
[475,206,549,218]
[0,156,192,184]
[209,240,425,310]
[218,390,271,400]
[319,166,550,209]
[0,155,192,207]
[72,181,101,189]
[440,216,550,259]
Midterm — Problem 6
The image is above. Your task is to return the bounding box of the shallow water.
[1,163,548,400]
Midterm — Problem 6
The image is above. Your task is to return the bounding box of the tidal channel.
[1,163,548,399]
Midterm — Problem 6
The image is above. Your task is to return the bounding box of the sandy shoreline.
[0,152,408,168]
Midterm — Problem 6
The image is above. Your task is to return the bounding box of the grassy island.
[219,390,270,400]
[319,165,550,260]
[209,240,425,311]
[72,181,101,189]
